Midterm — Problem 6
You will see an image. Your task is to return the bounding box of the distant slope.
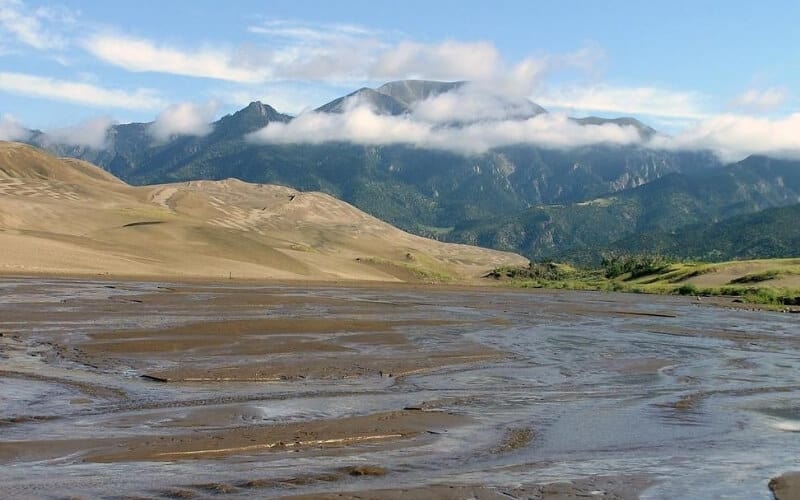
[25,80,708,245]
[449,155,800,262]
[0,142,525,281]
[315,80,468,114]
[315,79,546,120]
[612,203,800,261]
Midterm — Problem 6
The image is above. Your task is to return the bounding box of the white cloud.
[247,19,382,43]
[248,105,641,155]
[0,71,164,110]
[373,40,502,81]
[0,113,29,141]
[732,87,788,113]
[83,33,269,83]
[536,84,708,120]
[45,116,115,149]
[148,101,219,142]
[0,0,67,50]
[84,21,596,93]
[411,83,544,124]
[652,113,800,162]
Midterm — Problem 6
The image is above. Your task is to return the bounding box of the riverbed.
[1,278,798,498]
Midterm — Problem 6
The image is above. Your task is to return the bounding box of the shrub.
[601,253,671,279]
[675,283,699,296]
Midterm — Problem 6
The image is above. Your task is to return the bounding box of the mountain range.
[22,80,800,264]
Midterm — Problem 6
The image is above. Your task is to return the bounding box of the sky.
[1,0,800,160]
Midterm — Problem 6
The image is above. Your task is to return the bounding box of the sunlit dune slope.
[0,141,526,281]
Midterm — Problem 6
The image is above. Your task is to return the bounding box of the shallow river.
[1,278,799,498]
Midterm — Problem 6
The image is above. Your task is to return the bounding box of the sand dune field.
[0,142,526,281]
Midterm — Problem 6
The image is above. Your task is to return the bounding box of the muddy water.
[1,278,799,498]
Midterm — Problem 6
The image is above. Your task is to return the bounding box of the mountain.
[36,79,794,263]
[375,80,466,107]
[448,155,800,262]
[316,87,410,115]
[316,80,467,114]
[314,79,547,120]
[25,84,710,240]
[0,141,525,281]
[30,101,293,181]
[610,203,800,261]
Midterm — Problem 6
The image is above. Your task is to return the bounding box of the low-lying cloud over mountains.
[13,79,800,163]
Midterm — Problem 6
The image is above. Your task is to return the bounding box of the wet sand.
[769,472,800,500]
[1,278,799,498]
[282,474,655,500]
[0,409,462,463]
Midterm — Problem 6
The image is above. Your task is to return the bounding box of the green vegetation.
[29,98,800,266]
[489,256,800,309]
[356,256,454,283]
[600,253,671,279]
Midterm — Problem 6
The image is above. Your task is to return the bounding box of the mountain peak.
[375,80,466,107]
[244,101,277,117]
[210,101,292,139]
[315,88,408,115]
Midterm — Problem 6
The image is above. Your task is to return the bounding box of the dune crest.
[0,141,525,281]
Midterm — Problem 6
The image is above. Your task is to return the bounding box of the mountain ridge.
[20,79,797,265]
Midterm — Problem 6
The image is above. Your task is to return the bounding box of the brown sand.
[281,475,655,500]
[0,142,526,282]
[0,410,464,463]
[769,472,800,500]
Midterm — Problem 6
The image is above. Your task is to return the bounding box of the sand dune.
[0,141,526,281]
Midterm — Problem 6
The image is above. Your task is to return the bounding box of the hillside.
[25,79,799,265]
[612,203,800,261]
[27,80,725,241]
[0,142,525,281]
[450,155,800,262]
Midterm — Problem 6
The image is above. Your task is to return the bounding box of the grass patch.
[357,256,453,283]
[488,257,800,309]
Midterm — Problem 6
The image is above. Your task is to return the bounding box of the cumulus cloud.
[536,84,708,120]
[732,87,788,113]
[148,101,219,142]
[45,116,115,149]
[0,71,164,110]
[652,113,800,162]
[0,113,30,141]
[0,0,68,50]
[248,105,641,155]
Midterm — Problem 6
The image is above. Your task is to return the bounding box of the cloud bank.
[536,84,708,120]
[732,87,788,113]
[0,113,30,141]
[148,101,219,142]
[651,113,800,163]
[247,83,800,162]
[410,83,544,124]
[248,104,641,155]
[45,116,115,149]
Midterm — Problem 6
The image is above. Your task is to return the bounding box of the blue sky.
[1,0,799,160]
